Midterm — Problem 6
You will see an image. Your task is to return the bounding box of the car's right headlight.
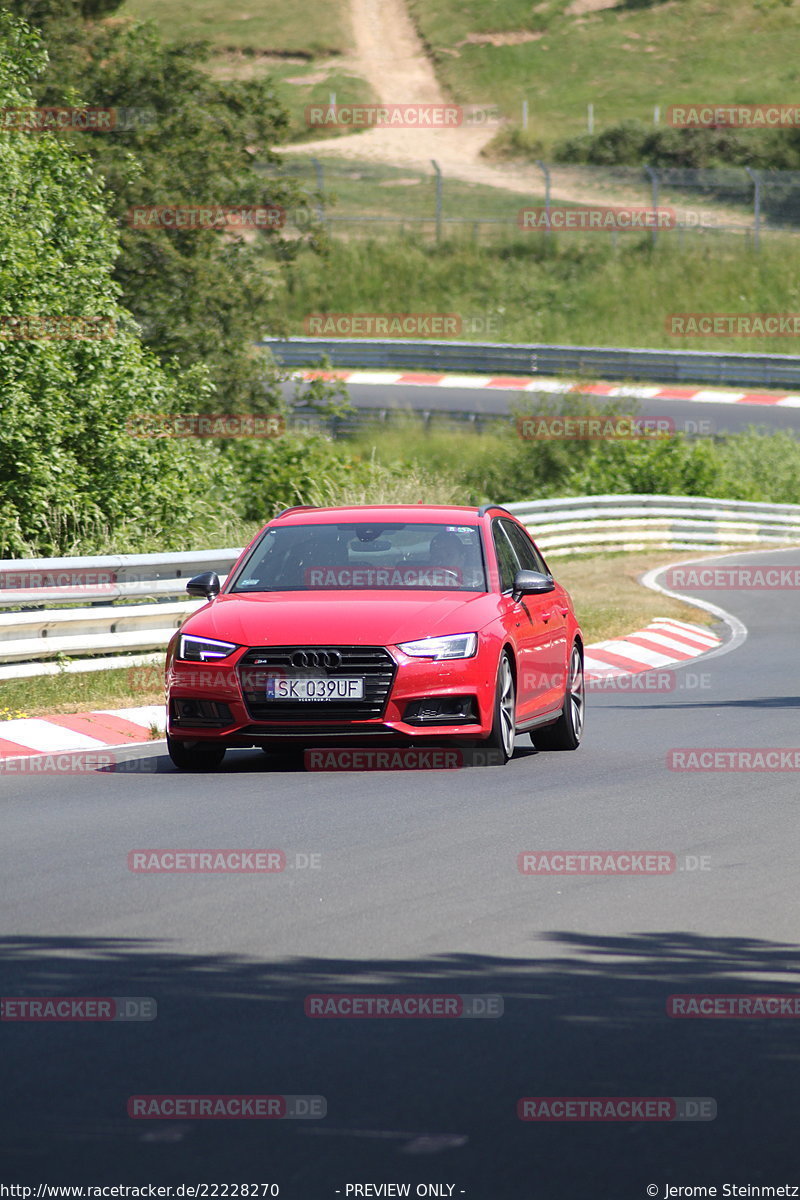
[177,635,239,662]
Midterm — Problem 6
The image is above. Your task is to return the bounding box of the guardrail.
[2,494,799,679]
[504,494,800,556]
[0,550,241,608]
[263,337,800,389]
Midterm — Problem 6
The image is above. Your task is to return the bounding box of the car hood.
[181,590,500,648]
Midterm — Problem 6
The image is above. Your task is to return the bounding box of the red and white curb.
[0,619,721,760]
[584,617,721,679]
[0,706,164,760]
[296,368,800,408]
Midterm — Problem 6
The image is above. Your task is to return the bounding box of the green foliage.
[6,0,122,26]
[13,13,325,412]
[345,401,800,510]
[555,119,800,171]
[115,0,350,56]
[0,10,236,556]
[226,432,368,520]
[278,234,800,354]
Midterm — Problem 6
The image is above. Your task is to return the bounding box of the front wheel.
[167,734,226,771]
[482,653,517,764]
[530,643,584,751]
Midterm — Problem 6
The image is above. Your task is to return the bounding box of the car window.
[492,521,521,592]
[229,522,488,591]
[500,518,550,576]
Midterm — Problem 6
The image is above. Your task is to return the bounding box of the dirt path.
[281,0,497,168]
[279,0,753,229]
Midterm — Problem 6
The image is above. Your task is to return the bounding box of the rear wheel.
[531,643,584,751]
[167,734,226,771]
[483,653,516,764]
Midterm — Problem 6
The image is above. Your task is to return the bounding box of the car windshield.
[230,521,487,592]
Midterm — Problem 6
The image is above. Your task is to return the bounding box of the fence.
[2,495,800,680]
[262,156,800,246]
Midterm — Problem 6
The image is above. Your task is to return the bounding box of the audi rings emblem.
[290,649,342,670]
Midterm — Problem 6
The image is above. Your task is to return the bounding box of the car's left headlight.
[177,634,239,662]
[397,633,477,660]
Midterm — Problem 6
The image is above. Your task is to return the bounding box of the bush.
[554,119,796,170]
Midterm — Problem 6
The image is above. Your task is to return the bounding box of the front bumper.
[165,641,495,746]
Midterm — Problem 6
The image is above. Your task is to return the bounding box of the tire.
[167,734,226,771]
[483,652,517,764]
[531,643,584,752]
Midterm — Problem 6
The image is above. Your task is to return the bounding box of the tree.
[0,10,233,556]
[5,9,326,413]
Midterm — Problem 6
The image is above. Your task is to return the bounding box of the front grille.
[237,646,396,722]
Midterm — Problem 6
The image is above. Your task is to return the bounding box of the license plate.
[265,676,365,701]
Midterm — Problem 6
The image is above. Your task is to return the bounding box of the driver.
[428,530,470,585]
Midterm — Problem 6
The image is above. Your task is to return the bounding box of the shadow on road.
[1,931,798,1193]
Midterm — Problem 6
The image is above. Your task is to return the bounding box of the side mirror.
[186,571,220,600]
[512,569,555,601]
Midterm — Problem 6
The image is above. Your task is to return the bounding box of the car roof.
[272,504,492,526]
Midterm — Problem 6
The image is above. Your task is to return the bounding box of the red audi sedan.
[165,503,584,769]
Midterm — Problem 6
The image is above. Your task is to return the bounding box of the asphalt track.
[2,547,800,1196]
[306,380,800,436]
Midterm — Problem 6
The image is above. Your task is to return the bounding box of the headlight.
[398,633,477,660]
[177,635,239,662]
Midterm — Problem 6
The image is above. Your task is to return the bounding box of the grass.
[554,551,717,646]
[0,663,164,720]
[115,0,352,56]
[214,66,380,143]
[277,231,800,351]
[265,154,544,231]
[406,0,800,153]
